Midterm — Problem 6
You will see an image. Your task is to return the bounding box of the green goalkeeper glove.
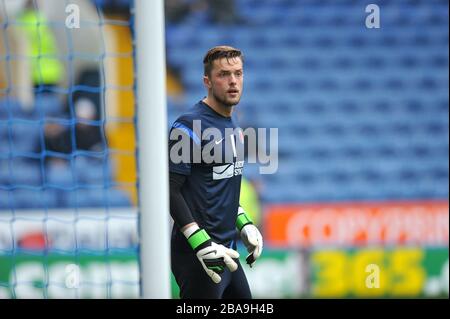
[183,224,239,284]
[236,207,263,267]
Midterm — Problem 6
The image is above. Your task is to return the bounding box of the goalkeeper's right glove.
[183,224,240,284]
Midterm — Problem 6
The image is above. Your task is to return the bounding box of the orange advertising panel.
[264,201,449,247]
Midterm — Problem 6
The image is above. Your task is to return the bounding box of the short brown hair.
[203,45,243,76]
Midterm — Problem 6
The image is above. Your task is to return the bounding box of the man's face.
[204,57,243,107]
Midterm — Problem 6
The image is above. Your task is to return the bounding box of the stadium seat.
[2,0,448,208]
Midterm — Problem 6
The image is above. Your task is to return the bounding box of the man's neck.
[202,96,234,118]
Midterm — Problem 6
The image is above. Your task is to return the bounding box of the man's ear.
[203,75,211,89]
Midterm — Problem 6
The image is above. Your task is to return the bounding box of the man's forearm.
[169,172,196,229]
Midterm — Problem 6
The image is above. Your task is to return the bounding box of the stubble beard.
[212,89,241,108]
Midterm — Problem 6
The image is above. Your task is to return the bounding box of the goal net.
[0,0,140,298]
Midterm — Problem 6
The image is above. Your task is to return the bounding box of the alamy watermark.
[65,263,80,289]
[365,264,380,289]
[169,121,278,175]
[65,4,80,29]
[365,4,381,29]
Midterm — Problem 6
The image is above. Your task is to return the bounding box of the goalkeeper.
[168,46,263,299]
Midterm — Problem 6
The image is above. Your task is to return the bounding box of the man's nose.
[229,74,237,85]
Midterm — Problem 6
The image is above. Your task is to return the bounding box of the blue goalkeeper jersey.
[169,100,245,252]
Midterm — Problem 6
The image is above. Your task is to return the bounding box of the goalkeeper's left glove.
[236,207,263,267]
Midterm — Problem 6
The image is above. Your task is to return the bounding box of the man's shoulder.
[171,102,207,128]
[168,102,204,145]
[173,112,197,127]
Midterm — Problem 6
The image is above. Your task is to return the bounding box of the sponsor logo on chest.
[212,160,244,180]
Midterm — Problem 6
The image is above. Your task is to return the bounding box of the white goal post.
[135,0,171,299]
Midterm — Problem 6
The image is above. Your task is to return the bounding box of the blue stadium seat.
[66,187,131,208]
[9,120,41,154]
[0,98,22,119]
[9,159,42,186]
[0,189,10,209]
[46,160,75,189]
[34,94,65,118]
[6,0,446,210]
[73,156,110,187]
[6,188,58,209]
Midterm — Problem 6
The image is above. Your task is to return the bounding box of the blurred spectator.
[165,0,242,25]
[73,98,104,151]
[203,0,242,25]
[17,0,64,93]
[41,122,72,155]
[165,0,195,24]
[71,69,101,121]
[36,98,104,164]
